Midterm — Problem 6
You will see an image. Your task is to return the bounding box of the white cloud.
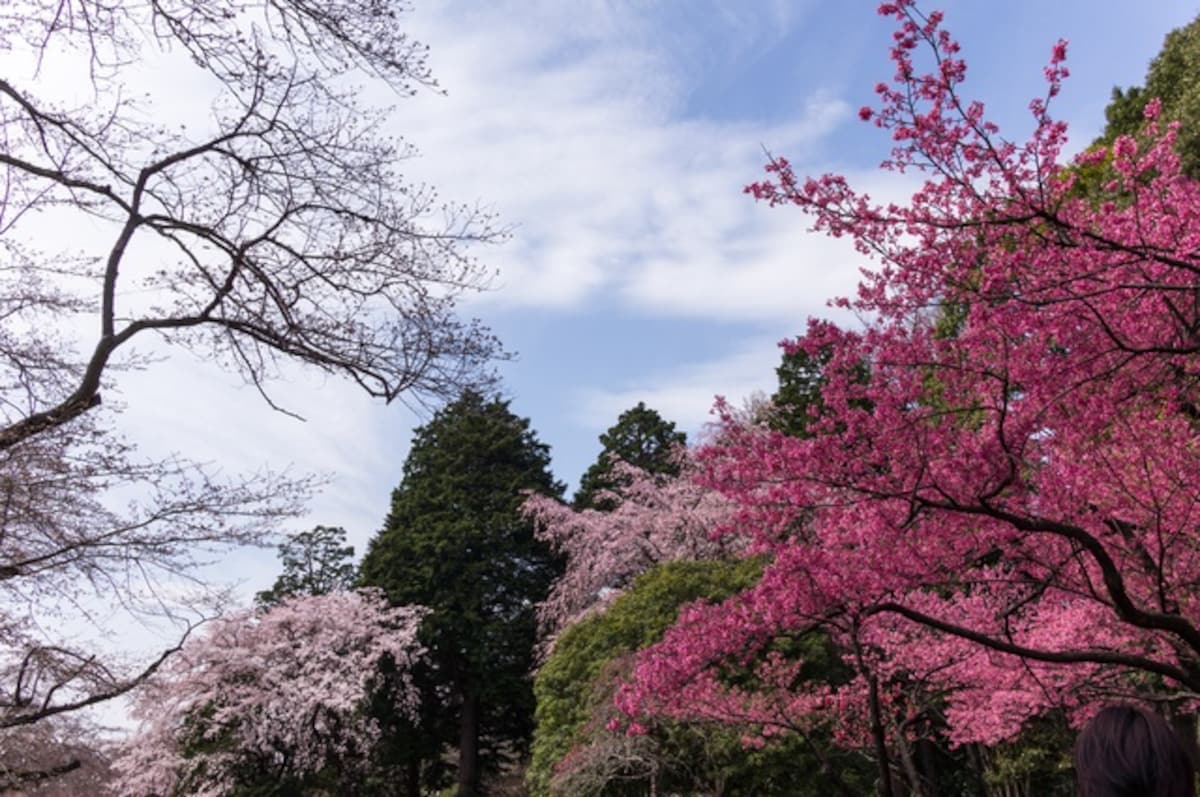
[114,352,416,562]
[378,1,867,322]
[573,335,788,436]
[622,170,919,321]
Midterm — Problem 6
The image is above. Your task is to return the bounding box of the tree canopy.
[112,590,426,796]
[1099,13,1200,177]
[360,390,564,796]
[255,525,357,609]
[526,448,741,638]
[573,403,686,511]
[527,559,864,797]
[613,3,1200,794]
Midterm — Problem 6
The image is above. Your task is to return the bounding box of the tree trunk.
[967,743,997,797]
[799,730,860,797]
[867,677,896,797]
[895,733,926,797]
[405,758,420,797]
[457,688,481,797]
[853,631,895,797]
[1170,708,1200,772]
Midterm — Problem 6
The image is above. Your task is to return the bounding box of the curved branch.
[925,499,1200,656]
[0,623,200,730]
[868,601,1198,690]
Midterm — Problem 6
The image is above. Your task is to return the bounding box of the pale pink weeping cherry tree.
[111,590,426,796]
[524,450,745,641]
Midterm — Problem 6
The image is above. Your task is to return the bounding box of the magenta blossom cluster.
[617,0,1200,774]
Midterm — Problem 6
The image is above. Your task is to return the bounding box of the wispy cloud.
[572,334,786,436]
[386,1,866,322]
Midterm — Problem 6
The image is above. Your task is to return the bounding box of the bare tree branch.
[0,0,505,760]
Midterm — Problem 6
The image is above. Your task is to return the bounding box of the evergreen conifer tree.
[255,525,357,609]
[573,402,686,510]
[360,391,564,796]
[1099,13,1200,177]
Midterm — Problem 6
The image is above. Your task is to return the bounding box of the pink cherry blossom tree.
[616,2,1200,794]
[1,715,115,795]
[525,449,744,638]
[111,589,426,796]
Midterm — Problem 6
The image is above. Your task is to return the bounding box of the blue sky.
[410,0,1197,484]
[95,0,1200,599]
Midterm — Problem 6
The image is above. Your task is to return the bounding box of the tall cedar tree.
[573,402,686,510]
[769,347,831,439]
[360,392,564,797]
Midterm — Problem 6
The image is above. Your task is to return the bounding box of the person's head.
[1075,704,1195,797]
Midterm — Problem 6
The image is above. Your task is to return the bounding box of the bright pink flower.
[616,1,1200,779]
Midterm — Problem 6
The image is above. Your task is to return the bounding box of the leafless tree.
[0,0,503,767]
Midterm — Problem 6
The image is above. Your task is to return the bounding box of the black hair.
[1075,705,1195,797]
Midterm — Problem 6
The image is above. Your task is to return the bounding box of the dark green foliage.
[1099,14,1200,178]
[360,391,564,796]
[255,525,356,609]
[769,346,831,439]
[969,714,1075,797]
[770,345,872,440]
[528,559,873,796]
[364,652,453,797]
[528,559,757,796]
[176,710,362,797]
[573,402,686,510]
